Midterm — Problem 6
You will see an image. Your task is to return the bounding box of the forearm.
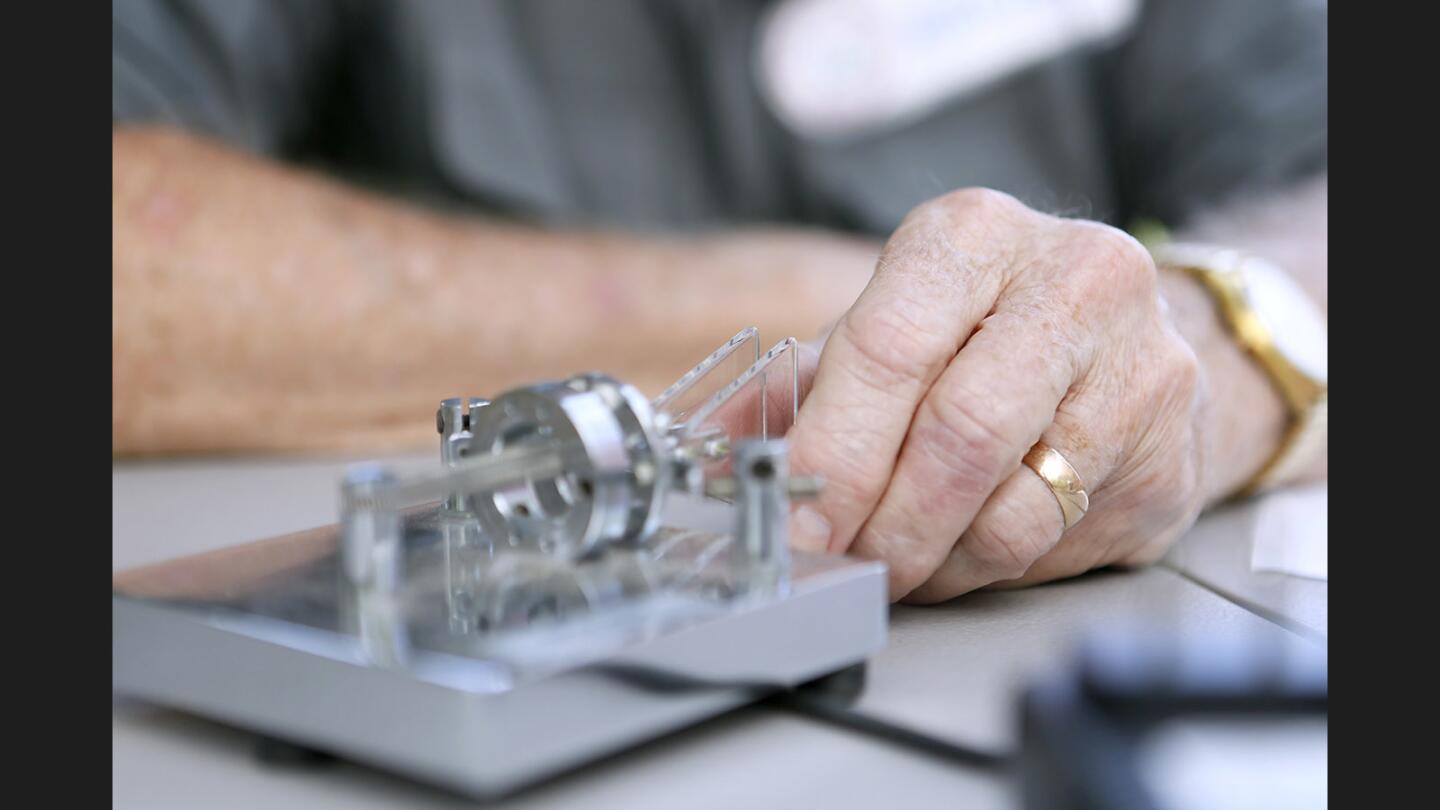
[1157,174,1328,504]
[113,127,876,455]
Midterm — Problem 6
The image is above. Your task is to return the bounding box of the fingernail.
[789,505,832,553]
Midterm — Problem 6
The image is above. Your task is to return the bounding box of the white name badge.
[756,0,1140,140]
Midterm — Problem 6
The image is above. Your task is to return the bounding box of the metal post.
[340,463,409,667]
[438,397,489,510]
[731,440,792,597]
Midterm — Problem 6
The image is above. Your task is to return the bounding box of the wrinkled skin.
[786,188,1208,603]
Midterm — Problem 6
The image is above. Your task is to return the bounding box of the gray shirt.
[112,0,1326,236]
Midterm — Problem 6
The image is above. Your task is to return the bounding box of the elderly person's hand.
[786,188,1212,602]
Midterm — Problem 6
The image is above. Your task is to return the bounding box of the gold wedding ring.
[1022,441,1089,530]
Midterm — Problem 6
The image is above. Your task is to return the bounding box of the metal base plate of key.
[112,328,888,798]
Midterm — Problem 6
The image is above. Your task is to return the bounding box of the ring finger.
[902,407,1114,602]
[843,304,1090,598]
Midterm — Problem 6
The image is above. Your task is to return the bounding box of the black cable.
[597,662,1015,774]
[765,690,1014,773]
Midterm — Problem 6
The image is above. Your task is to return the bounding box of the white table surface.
[113,454,1326,808]
[1161,486,1327,643]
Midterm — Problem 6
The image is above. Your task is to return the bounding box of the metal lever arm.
[342,443,571,513]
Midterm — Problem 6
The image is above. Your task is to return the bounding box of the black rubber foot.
[254,735,337,767]
[794,660,869,705]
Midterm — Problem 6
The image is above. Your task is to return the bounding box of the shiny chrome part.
[438,397,489,510]
[731,441,792,597]
[440,505,491,635]
[702,474,823,502]
[437,397,489,464]
[340,464,409,666]
[467,374,666,558]
[354,330,806,564]
[341,444,570,513]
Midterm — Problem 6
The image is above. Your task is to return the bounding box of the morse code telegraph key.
[113,327,888,798]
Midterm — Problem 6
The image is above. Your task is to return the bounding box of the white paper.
[1250,483,1327,580]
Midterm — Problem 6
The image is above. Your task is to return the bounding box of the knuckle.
[888,188,1034,287]
[1067,222,1157,296]
[941,187,1029,219]
[1004,298,1087,372]
[918,389,1015,498]
[963,503,1050,581]
[846,524,927,585]
[862,527,941,595]
[790,420,887,505]
[902,187,1031,234]
[841,298,952,391]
